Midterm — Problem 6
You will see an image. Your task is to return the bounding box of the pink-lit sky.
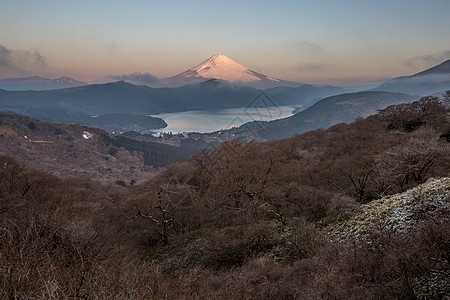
[1,0,449,86]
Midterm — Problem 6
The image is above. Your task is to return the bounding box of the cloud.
[0,44,46,67]
[404,50,450,69]
[281,61,333,82]
[279,40,326,73]
[107,72,160,85]
[283,40,324,55]
[30,51,46,66]
[294,62,326,71]
[0,45,12,67]
[0,44,47,77]
[295,41,323,53]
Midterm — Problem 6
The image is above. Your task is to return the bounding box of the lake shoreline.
[148,105,299,134]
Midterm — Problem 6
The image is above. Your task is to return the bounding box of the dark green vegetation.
[83,113,167,132]
[1,95,449,299]
[1,107,167,132]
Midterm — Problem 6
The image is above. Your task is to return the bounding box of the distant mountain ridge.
[8,56,449,139]
[413,59,450,76]
[0,79,344,130]
[374,60,450,96]
[229,91,416,140]
[0,80,186,115]
[0,76,87,91]
[265,84,345,108]
[163,54,300,88]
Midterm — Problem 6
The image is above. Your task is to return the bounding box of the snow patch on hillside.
[327,177,450,241]
[82,131,93,139]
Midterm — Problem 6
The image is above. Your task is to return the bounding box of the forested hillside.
[1,95,449,299]
[238,91,416,140]
[0,114,200,182]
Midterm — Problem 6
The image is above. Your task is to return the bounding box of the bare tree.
[443,90,450,104]
[376,128,443,191]
[135,188,177,244]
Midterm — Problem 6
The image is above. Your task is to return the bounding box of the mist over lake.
[150,105,297,133]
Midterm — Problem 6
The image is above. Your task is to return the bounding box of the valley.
[1,27,449,298]
[149,104,296,134]
[1,95,448,298]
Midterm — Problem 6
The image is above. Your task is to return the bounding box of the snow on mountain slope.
[182,54,263,82]
[164,54,299,88]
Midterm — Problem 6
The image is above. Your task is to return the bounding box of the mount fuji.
[163,54,300,88]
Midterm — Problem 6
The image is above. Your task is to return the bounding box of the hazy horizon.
[1,0,449,86]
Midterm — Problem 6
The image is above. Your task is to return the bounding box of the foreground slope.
[0,96,449,299]
[124,96,449,298]
[328,177,450,240]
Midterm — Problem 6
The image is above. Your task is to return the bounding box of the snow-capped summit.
[184,54,265,83]
[163,54,299,88]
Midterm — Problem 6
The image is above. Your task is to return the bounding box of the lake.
[150,105,298,134]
